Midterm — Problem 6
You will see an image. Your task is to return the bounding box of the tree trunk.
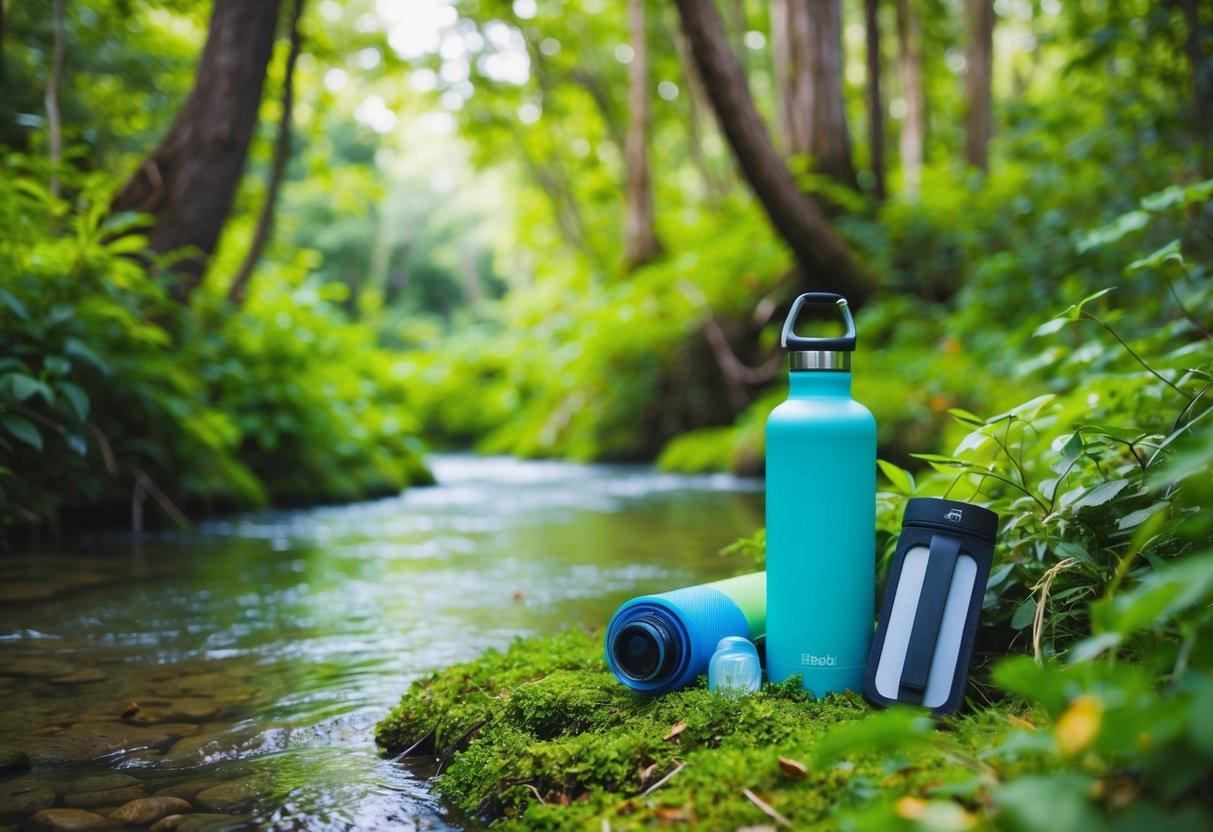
[963,0,995,171]
[624,0,664,271]
[112,0,283,303]
[673,19,729,206]
[228,0,304,307]
[673,0,875,306]
[45,0,66,199]
[864,0,886,199]
[1173,0,1212,136]
[770,0,856,187]
[895,0,925,198]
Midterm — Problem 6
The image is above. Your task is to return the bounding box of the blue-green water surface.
[0,456,762,830]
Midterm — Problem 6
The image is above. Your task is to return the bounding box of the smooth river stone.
[192,776,265,812]
[0,748,31,776]
[109,796,192,825]
[27,723,175,765]
[0,658,75,679]
[26,809,109,832]
[66,774,141,793]
[0,781,55,814]
[49,670,107,686]
[150,814,250,832]
[63,785,147,809]
[124,698,218,725]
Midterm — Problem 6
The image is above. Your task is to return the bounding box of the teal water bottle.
[765,293,876,696]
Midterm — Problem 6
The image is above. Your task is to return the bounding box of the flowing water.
[0,456,763,831]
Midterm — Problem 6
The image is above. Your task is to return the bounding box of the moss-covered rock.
[376,630,1038,830]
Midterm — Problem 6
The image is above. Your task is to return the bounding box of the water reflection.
[0,456,762,830]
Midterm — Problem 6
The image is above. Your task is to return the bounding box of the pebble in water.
[149,814,251,832]
[109,796,192,825]
[63,785,148,809]
[26,808,109,832]
[0,779,56,814]
[192,775,266,812]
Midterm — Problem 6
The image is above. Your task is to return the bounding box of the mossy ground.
[376,630,1066,831]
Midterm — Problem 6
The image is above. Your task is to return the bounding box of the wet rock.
[192,776,265,812]
[0,658,75,679]
[123,699,218,725]
[151,778,219,801]
[26,723,176,765]
[0,749,30,776]
[63,786,147,809]
[49,670,107,686]
[150,814,249,832]
[66,774,141,794]
[27,809,108,831]
[110,796,191,825]
[0,779,56,813]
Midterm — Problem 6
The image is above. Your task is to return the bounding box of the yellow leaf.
[1055,695,1103,756]
[896,796,927,820]
[776,756,809,779]
[663,721,687,741]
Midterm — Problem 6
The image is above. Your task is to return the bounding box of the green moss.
[374,630,1055,830]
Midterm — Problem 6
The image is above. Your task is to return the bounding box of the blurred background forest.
[0,0,1210,532]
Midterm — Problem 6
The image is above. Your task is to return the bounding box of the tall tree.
[45,0,66,199]
[112,0,283,303]
[228,0,305,307]
[770,0,856,187]
[864,0,886,199]
[1171,0,1212,137]
[672,0,875,305]
[894,0,925,198]
[623,0,664,271]
[963,0,995,171]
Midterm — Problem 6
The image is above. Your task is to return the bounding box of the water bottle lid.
[781,293,857,356]
[715,636,758,655]
[903,498,999,542]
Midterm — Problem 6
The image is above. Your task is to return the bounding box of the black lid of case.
[903,498,999,543]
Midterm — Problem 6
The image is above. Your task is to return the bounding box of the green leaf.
[64,338,109,373]
[1070,478,1131,510]
[1011,597,1037,630]
[43,356,71,376]
[1066,632,1123,664]
[1,413,43,450]
[1062,287,1116,320]
[876,459,914,495]
[0,289,30,321]
[3,373,42,402]
[946,408,985,426]
[909,453,972,468]
[1117,502,1168,530]
[1078,210,1148,252]
[1053,540,1095,567]
[988,394,1057,423]
[57,382,90,421]
[1033,317,1070,338]
[1126,238,1182,273]
[1140,177,1213,212]
[64,432,88,456]
[995,774,1107,832]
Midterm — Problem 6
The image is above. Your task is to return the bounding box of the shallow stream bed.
[0,456,762,831]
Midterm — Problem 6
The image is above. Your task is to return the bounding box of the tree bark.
[673,0,875,305]
[895,0,924,198]
[624,0,664,271]
[112,0,283,303]
[45,0,66,199]
[864,0,886,199]
[963,0,995,172]
[228,0,304,307]
[1172,0,1212,136]
[771,0,856,187]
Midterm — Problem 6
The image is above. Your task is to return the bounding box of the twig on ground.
[641,760,687,797]
[743,788,791,828]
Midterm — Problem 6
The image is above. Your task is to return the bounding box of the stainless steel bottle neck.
[789,351,851,372]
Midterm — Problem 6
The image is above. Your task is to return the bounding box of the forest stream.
[0,456,763,831]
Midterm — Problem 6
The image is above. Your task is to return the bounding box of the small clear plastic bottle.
[708,636,761,696]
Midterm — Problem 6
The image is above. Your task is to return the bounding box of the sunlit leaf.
[1077,210,1148,252]
[876,459,914,495]
[1126,239,1182,273]
[1070,479,1131,510]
